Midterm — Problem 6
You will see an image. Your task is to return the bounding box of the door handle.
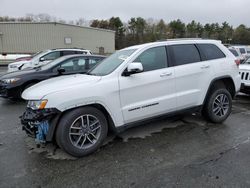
[160,72,172,77]
[201,65,210,69]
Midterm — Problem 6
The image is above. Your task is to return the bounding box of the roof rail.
[157,38,205,42]
[50,48,87,50]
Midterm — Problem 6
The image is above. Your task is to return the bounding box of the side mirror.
[123,62,143,76]
[57,67,66,74]
[40,57,45,62]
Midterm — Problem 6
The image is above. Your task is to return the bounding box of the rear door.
[169,44,213,109]
[119,46,176,124]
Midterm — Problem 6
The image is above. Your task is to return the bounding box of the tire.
[56,107,108,157]
[203,88,232,123]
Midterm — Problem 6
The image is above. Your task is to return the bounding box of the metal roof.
[0,22,116,33]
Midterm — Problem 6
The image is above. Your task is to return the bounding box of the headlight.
[2,78,21,84]
[27,100,48,110]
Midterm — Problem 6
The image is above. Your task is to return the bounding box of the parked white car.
[239,57,250,94]
[228,47,244,63]
[231,46,249,60]
[21,39,241,157]
[8,49,92,72]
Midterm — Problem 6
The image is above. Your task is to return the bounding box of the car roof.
[49,48,91,52]
[123,39,222,51]
[56,54,106,60]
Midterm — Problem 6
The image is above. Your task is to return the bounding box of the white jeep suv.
[239,57,250,94]
[8,48,92,72]
[21,39,241,157]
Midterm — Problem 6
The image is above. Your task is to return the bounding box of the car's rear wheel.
[56,107,108,157]
[203,88,232,123]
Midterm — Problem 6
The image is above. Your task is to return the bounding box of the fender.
[46,101,118,141]
[203,75,236,105]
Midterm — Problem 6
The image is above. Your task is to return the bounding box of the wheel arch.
[203,76,236,105]
[48,102,118,142]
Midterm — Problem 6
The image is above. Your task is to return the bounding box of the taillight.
[235,59,240,66]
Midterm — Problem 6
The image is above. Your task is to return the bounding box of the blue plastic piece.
[35,121,49,144]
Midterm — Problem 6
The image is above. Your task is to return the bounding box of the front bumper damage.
[20,108,61,145]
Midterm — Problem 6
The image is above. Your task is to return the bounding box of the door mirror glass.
[124,62,143,76]
[57,67,66,74]
[40,57,45,62]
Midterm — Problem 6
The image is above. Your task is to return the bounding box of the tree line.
[1,14,250,50]
[90,17,250,49]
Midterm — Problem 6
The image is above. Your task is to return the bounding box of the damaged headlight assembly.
[22,99,60,146]
[27,99,48,110]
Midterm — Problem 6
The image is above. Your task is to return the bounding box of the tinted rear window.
[198,44,225,60]
[229,49,239,57]
[170,44,201,66]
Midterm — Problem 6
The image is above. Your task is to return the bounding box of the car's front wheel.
[56,107,108,157]
[203,88,232,123]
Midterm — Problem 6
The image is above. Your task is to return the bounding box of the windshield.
[31,50,50,60]
[89,49,136,76]
[30,51,43,58]
[229,49,239,57]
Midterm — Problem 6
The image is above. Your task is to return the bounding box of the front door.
[119,46,176,124]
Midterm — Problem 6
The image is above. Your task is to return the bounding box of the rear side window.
[170,44,201,66]
[198,44,225,60]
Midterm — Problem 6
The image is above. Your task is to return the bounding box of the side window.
[170,44,201,66]
[42,51,60,61]
[134,46,167,72]
[53,58,86,73]
[82,58,102,70]
[89,58,102,69]
[239,48,246,54]
[75,51,87,54]
[198,44,225,60]
[62,51,76,56]
[229,49,238,57]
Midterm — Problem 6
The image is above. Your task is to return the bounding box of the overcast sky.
[0,0,249,27]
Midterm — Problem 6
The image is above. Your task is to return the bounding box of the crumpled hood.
[239,64,250,71]
[22,74,101,100]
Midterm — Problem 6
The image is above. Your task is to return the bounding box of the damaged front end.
[21,108,61,146]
